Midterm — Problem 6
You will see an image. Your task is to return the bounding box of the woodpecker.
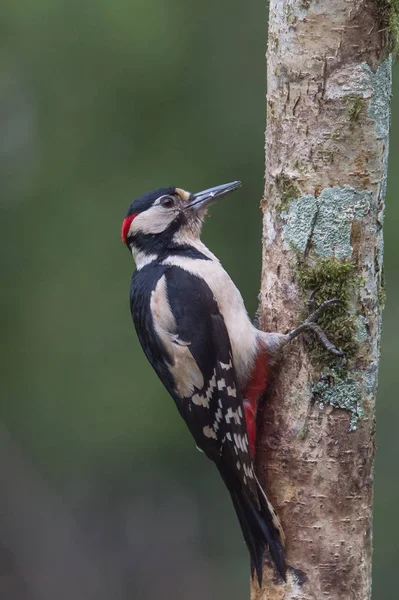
[121,181,342,584]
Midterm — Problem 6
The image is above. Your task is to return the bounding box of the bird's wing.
[145,265,258,497]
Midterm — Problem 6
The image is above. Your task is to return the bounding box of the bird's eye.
[160,196,175,208]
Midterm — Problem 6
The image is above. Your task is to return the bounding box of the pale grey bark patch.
[283,186,372,258]
[312,357,380,433]
[281,195,318,252]
[354,315,369,343]
[264,210,277,246]
[364,58,392,242]
[312,368,363,431]
[364,56,392,140]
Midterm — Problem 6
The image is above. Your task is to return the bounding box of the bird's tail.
[229,476,286,585]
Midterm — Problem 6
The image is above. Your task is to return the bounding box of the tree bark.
[252,2,393,599]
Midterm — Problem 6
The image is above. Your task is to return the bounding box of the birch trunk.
[252,2,393,598]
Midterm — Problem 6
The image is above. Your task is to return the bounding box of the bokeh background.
[1,1,398,599]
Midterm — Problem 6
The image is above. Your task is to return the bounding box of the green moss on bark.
[378,267,386,308]
[297,423,308,440]
[296,257,359,363]
[275,172,300,212]
[377,0,399,56]
[347,95,364,124]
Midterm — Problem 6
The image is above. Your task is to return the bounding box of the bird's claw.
[286,298,344,357]
[306,298,342,324]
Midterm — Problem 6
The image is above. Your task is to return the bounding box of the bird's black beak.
[185,181,241,212]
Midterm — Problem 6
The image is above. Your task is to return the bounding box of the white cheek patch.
[130,205,177,236]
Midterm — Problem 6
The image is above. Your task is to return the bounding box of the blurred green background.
[0,1,397,598]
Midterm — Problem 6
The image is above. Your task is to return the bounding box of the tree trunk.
[252,2,393,599]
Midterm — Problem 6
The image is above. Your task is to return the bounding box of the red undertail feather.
[243,346,271,458]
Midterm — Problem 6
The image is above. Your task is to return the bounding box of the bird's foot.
[286,298,344,356]
[260,298,344,358]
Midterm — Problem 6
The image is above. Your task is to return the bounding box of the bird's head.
[121,181,241,265]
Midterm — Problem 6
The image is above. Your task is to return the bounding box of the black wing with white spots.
[164,267,257,490]
[130,264,285,582]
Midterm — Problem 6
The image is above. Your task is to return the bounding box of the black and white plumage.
[122,183,286,583]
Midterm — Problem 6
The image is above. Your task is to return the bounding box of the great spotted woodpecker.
[121,182,342,584]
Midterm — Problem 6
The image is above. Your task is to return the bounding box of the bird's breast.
[162,254,258,384]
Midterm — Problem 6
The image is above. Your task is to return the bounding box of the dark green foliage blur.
[0,1,397,598]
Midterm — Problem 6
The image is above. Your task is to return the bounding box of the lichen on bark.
[283,186,372,257]
[252,1,392,599]
[312,367,363,431]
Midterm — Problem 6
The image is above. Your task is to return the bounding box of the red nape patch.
[243,348,271,458]
[121,213,138,244]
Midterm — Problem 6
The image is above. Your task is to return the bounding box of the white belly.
[163,253,258,384]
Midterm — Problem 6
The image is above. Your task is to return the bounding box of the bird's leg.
[285,321,343,355]
[261,298,344,358]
